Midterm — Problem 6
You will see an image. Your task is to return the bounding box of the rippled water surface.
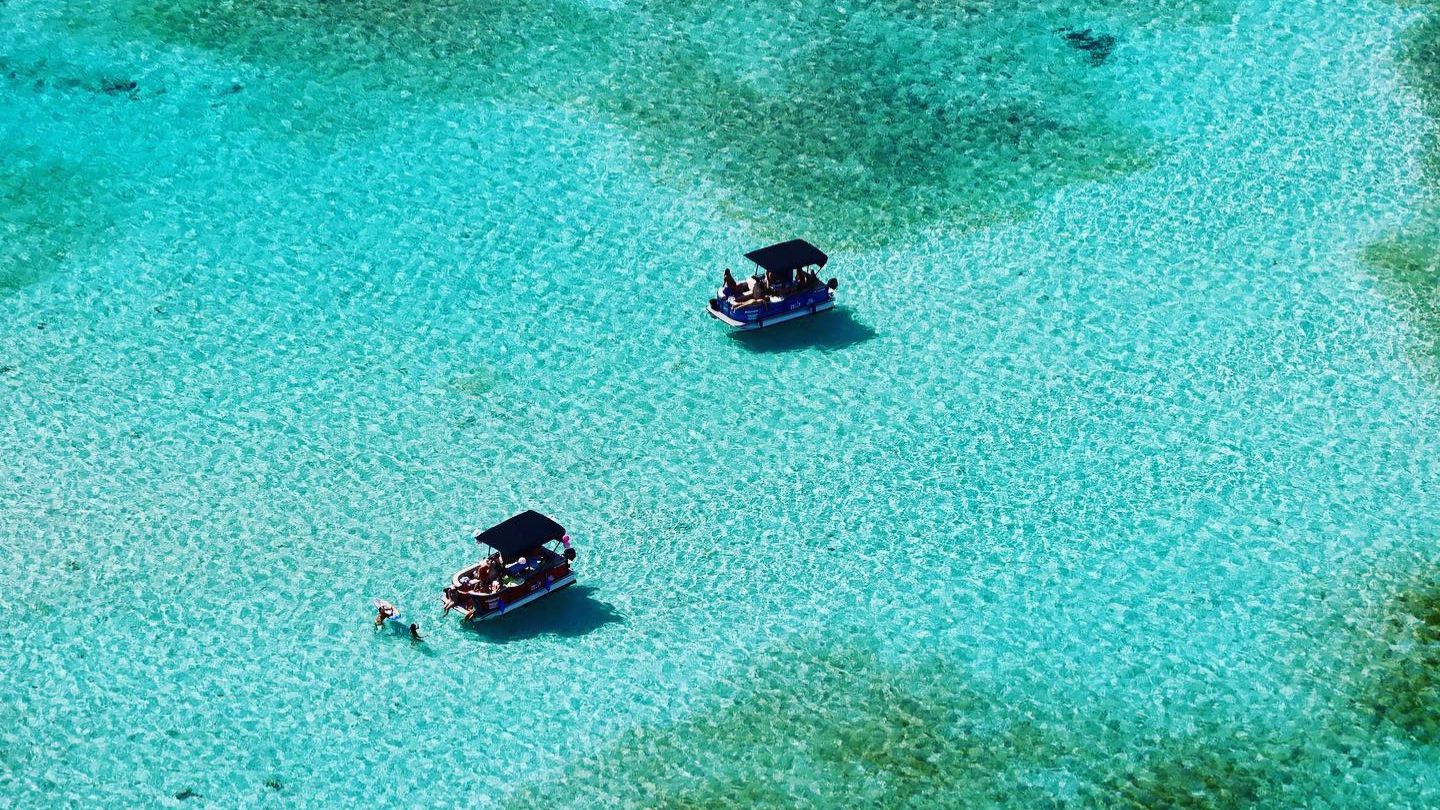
[5,0,1440,806]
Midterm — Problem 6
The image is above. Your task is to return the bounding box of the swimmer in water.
[409,623,424,642]
[374,602,395,627]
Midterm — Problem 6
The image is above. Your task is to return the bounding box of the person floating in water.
[409,623,424,643]
[373,600,396,627]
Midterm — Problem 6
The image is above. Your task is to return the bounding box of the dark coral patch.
[1092,734,1272,809]
[585,7,1153,246]
[0,150,108,295]
[1402,8,1440,178]
[1061,28,1118,66]
[1,58,143,99]
[1363,227,1440,366]
[115,0,1197,245]
[124,0,597,95]
[508,637,1305,808]
[505,641,1040,807]
[97,77,138,95]
[1349,566,1440,743]
[1365,4,1440,371]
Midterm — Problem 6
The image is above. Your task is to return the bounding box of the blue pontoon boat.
[707,239,839,330]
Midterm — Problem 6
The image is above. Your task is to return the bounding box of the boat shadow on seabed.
[458,585,624,642]
[730,308,877,354]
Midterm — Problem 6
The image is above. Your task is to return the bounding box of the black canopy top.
[475,510,566,560]
[744,239,828,273]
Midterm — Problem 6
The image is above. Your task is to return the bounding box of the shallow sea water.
[5,0,1440,806]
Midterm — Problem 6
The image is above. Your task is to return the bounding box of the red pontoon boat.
[442,510,577,622]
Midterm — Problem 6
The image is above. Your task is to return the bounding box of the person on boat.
[409,623,424,642]
[722,268,741,298]
[733,276,770,309]
[374,601,396,627]
[509,556,531,578]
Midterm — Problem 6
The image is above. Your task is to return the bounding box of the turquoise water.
[6,0,1440,805]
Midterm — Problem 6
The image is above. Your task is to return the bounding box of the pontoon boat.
[442,510,577,622]
[707,238,838,330]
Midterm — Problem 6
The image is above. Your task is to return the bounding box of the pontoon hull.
[447,569,577,622]
[474,573,576,621]
[707,296,835,330]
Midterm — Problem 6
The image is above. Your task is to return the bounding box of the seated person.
[722,268,742,298]
[735,278,770,307]
[497,556,527,586]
